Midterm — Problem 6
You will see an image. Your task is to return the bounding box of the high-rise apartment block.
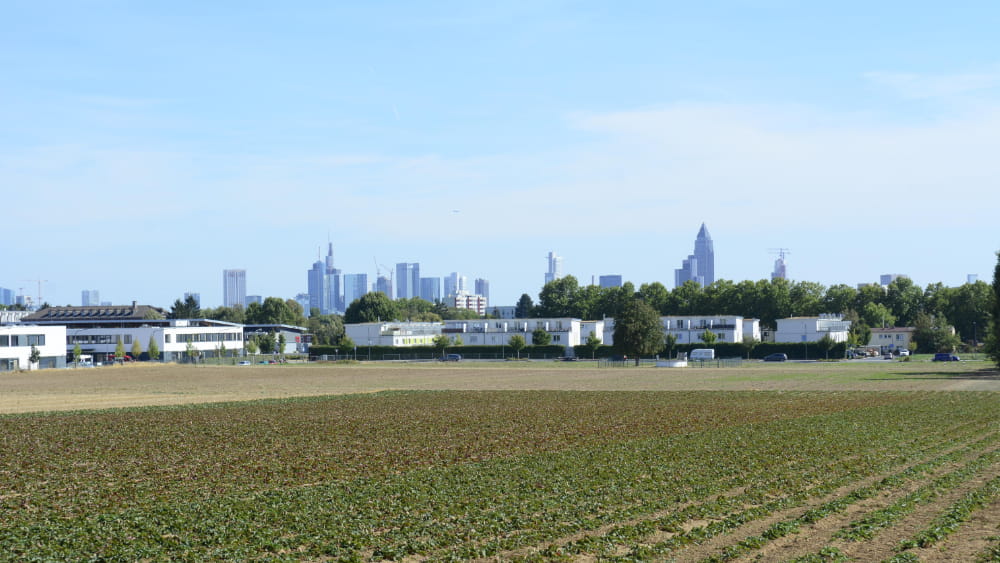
[674,223,714,288]
[81,290,100,306]
[545,252,563,284]
[223,269,247,308]
[395,263,420,300]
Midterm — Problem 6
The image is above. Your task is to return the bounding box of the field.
[2,360,999,561]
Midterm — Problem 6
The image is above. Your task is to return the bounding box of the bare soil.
[1,360,998,414]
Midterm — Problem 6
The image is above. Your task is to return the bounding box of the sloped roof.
[22,304,167,324]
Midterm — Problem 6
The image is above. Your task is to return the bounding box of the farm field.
[1,359,998,414]
[2,361,1000,561]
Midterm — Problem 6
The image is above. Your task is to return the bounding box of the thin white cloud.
[864,68,1000,100]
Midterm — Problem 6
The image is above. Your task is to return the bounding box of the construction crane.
[21,278,47,309]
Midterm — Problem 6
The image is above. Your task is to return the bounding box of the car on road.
[439,354,462,362]
[238,360,251,366]
[932,353,961,362]
[763,353,788,362]
[897,349,910,357]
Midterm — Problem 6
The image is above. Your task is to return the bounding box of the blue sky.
[3,1,999,309]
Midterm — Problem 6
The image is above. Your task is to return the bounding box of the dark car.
[763,353,788,362]
[932,353,960,362]
[439,353,462,362]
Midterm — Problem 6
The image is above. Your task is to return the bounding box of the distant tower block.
[770,248,790,280]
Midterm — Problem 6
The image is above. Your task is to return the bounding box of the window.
[123,335,132,345]
[165,334,172,343]
[0,335,8,347]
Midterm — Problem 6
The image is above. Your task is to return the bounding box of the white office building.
[603,315,758,347]
[774,315,852,343]
[0,325,67,371]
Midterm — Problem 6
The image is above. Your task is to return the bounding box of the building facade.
[774,315,852,343]
[603,315,754,348]
[545,251,563,284]
[223,269,247,308]
[0,325,66,371]
[395,263,420,300]
[420,277,441,303]
[343,273,368,309]
[599,275,623,288]
[344,321,442,348]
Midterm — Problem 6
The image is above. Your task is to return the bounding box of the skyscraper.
[0,287,14,306]
[599,275,623,288]
[81,290,100,306]
[674,223,714,288]
[444,272,467,298]
[223,269,247,307]
[344,273,369,308]
[419,277,441,303]
[771,249,788,280]
[307,259,329,314]
[395,262,420,300]
[545,252,563,284]
[474,278,490,304]
[324,243,343,313]
[375,275,393,297]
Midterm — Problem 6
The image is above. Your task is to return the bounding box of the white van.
[690,349,715,361]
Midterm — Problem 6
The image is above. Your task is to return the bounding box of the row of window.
[69,334,132,345]
[0,334,46,347]
[167,333,242,344]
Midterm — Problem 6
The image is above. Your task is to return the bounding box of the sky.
[3,1,999,309]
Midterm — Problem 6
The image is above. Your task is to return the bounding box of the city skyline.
[3,3,998,308]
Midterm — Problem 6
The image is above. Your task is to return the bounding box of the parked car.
[932,353,961,362]
[763,353,788,362]
[883,352,894,360]
[238,360,251,366]
[439,354,462,362]
[898,349,910,357]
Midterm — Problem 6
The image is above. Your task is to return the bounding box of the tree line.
[519,275,994,346]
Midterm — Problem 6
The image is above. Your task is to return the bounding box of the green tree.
[664,333,678,359]
[861,302,896,329]
[988,252,1000,368]
[148,336,159,362]
[536,276,580,318]
[168,295,201,319]
[637,282,670,315]
[508,334,526,359]
[817,333,836,360]
[912,312,961,353]
[306,313,345,346]
[277,333,286,355]
[582,330,602,359]
[185,341,197,363]
[115,337,126,362]
[245,338,258,359]
[432,334,451,358]
[613,298,665,366]
[741,335,759,360]
[885,277,924,327]
[29,345,41,365]
[130,338,141,361]
[72,343,82,366]
[344,292,398,324]
[699,329,717,348]
[822,284,859,316]
[515,294,535,318]
[258,332,277,355]
[532,328,552,346]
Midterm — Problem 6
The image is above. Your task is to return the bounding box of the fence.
[598,357,744,368]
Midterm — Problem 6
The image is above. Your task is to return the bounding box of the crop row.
[3,392,998,561]
[516,425,996,562]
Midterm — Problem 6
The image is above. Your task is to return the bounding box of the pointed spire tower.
[693,223,714,286]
